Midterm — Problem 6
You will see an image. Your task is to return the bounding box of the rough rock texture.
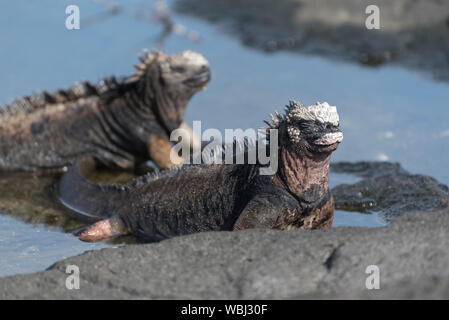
[175,0,449,81]
[1,208,449,299]
[331,162,449,222]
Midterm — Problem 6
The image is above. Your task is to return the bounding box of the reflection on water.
[0,172,140,277]
[0,0,448,276]
[330,171,386,227]
[0,173,82,232]
[333,210,385,228]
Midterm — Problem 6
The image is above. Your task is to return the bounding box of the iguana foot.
[76,215,129,242]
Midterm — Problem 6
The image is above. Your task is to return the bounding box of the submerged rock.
[331,161,449,222]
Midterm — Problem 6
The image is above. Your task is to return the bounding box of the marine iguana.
[0,50,210,173]
[58,101,343,242]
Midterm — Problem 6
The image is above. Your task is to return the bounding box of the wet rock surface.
[331,162,449,222]
[175,0,449,81]
[1,208,449,299]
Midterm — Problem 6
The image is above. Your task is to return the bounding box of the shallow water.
[0,0,446,276]
[0,214,113,277]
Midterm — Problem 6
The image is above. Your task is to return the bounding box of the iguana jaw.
[183,70,211,88]
[308,131,343,153]
[305,132,342,156]
[158,50,211,93]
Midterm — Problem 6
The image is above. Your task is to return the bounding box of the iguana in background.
[59,101,343,242]
[0,50,210,173]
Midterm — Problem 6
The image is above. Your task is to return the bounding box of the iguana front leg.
[147,122,201,170]
[233,195,335,231]
[179,121,201,152]
[147,134,179,170]
[233,195,296,231]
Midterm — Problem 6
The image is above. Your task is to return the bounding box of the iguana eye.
[171,66,186,73]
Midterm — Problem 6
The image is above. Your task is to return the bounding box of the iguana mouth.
[313,132,343,146]
[183,71,211,88]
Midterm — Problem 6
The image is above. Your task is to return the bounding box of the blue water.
[1,0,448,183]
[0,0,445,276]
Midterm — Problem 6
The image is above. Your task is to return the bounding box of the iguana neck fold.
[132,62,187,135]
[278,145,331,204]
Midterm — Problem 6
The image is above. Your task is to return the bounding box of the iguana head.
[130,49,210,132]
[266,101,342,203]
[132,49,210,100]
[266,100,343,155]
[159,50,211,92]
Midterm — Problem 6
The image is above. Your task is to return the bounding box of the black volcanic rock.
[1,208,449,299]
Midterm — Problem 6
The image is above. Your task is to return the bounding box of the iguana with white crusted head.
[58,101,343,242]
[0,50,210,173]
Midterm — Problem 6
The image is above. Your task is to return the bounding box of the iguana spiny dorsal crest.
[58,100,343,242]
[0,49,210,173]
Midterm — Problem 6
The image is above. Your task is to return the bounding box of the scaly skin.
[59,101,343,242]
[0,50,210,173]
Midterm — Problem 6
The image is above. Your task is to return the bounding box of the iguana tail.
[58,157,127,224]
